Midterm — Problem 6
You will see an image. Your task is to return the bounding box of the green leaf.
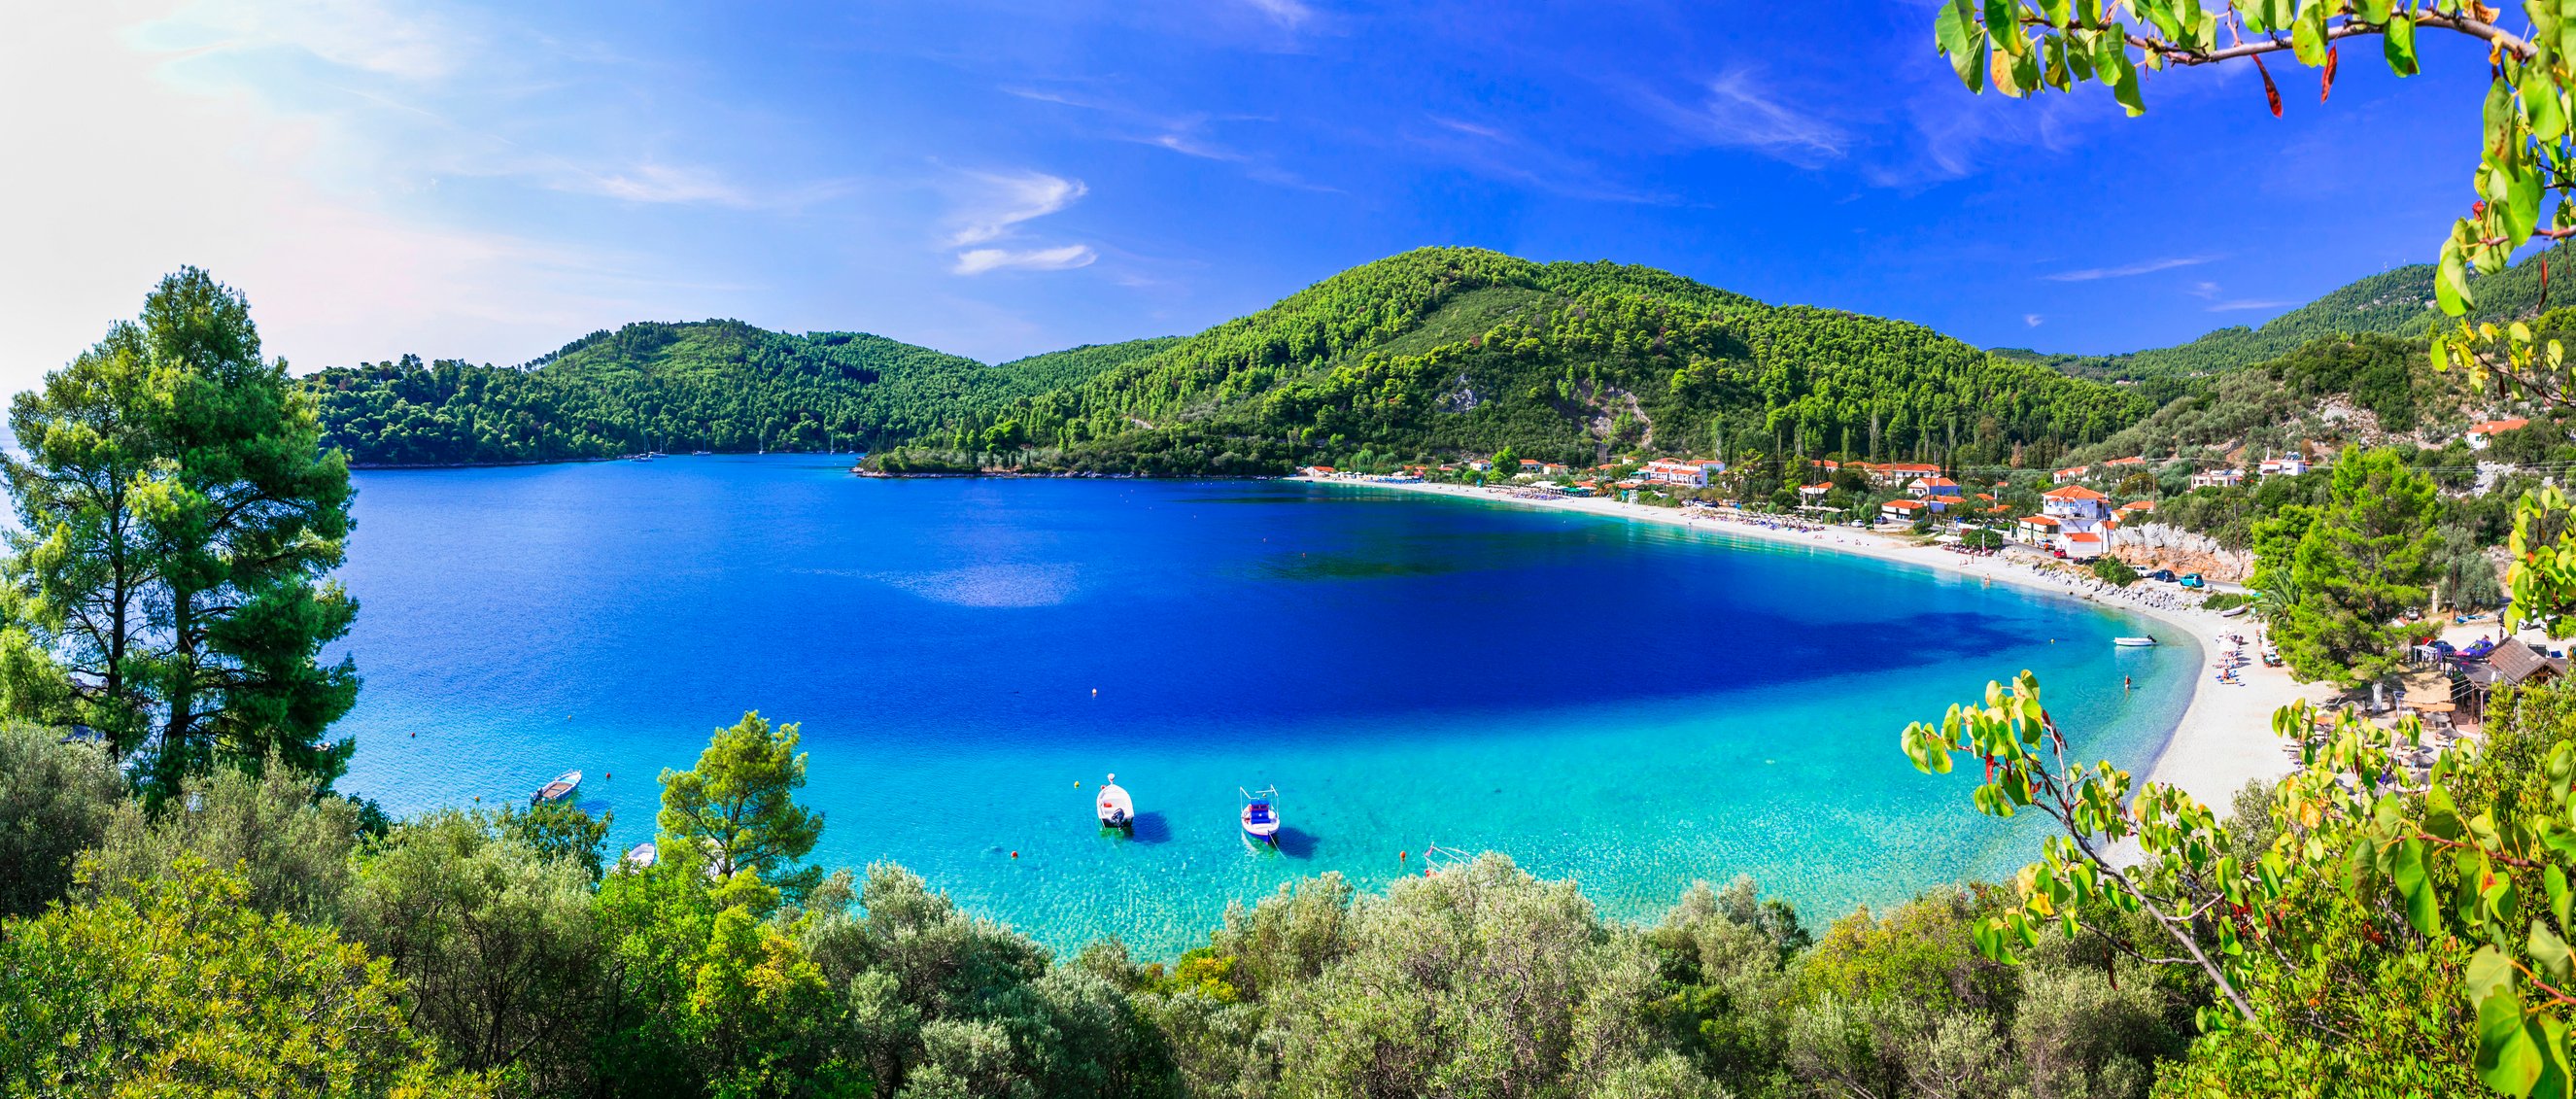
[2527,68,2567,144]
[2478,975,2543,1094]
[2551,863,2570,929]
[2384,11,2420,75]
[2292,0,2328,66]
[2429,785,2468,840]
[2508,160,2546,247]
[2470,944,2520,1007]
[1987,0,2025,52]
[2355,0,2392,21]
[2532,919,2575,986]
[2491,78,2522,154]
[2108,51,2145,116]
[2395,839,2443,934]
[2440,239,2474,316]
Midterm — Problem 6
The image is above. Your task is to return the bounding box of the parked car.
[2147,569,2178,583]
[2180,573,2205,589]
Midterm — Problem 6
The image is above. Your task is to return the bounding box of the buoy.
[1075,779,1082,786]
[473,795,481,802]
[1011,850,1019,859]
[1091,688,1098,697]
[1400,850,1407,861]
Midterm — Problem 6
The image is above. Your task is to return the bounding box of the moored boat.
[1240,785,1281,845]
[532,769,582,805]
[2112,636,2158,647]
[1096,773,1134,833]
[623,841,657,869]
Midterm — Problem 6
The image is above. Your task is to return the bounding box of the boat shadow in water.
[1124,811,1173,844]
[1250,826,1316,859]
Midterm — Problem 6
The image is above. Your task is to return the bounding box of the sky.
[0,0,2499,395]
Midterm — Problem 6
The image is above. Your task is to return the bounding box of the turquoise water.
[331,457,2196,955]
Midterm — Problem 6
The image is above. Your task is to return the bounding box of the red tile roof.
[2043,486,2110,501]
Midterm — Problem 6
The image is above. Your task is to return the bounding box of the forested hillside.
[305,323,1164,465]
[2008,240,2576,389]
[882,248,2154,474]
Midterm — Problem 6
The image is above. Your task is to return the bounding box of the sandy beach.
[1307,476,2304,810]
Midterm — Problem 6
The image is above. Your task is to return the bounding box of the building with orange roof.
[2468,418,2531,449]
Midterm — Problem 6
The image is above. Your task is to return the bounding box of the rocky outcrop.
[2109,523,2252,583]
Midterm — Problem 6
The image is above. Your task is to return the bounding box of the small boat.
[1240,785,1282,845]
[623,841,657,869]
[1096,773,1134,833]
[531,770,582,805]
[2113,636,2158,647]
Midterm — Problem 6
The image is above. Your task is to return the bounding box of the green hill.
[307,322,1159,466]
[888,247,2152,475]
[2012,240,2576,388]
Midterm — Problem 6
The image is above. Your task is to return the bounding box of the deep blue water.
[331,456,2195,955]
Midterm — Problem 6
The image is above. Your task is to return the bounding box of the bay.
[332,455,2195,955]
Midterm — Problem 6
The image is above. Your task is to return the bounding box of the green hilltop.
[313,243,2576,474]
[879,247,2151,474]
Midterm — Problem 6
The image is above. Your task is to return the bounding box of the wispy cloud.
[2024,314,2044,326]
[1634,69,1847,167]
[944,170,1086,248]
[2042,256,2218,282]
[1243,0,1314,29]
[939,168,1095,276]
[954,245,1099,276]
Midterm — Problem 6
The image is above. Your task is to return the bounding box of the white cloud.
[2043,256,2218,282]
[1637,69,1847,167]
[1243,0,1314,29]
[2024,314,2044,326]
[954,245,1100,276]
[937,168,1096,276]
[944,170,1088,248]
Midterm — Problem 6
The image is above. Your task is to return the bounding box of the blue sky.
[0,0,2496,392]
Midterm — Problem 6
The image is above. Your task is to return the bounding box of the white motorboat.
[531,770,582,805]
[1240,785,1282,845]
[1096,773,1135,833]
[623,841,657,869]
[2112,636,2158,647]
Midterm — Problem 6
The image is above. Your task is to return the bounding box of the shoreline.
[1305,476,2301,810]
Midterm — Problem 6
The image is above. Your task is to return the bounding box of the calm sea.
[331,456,2195,955]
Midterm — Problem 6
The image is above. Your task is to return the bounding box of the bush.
[2200,593,2250,612]
[2091,557,2140,586]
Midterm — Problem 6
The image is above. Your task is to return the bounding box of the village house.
[2189,467,2244,489]
[2468,418,2531,449]
[1467,460,1494,472]
[2061,531,2105,561]
[1520,459,1544,474]
[1642,459,1713,486]
[1541,463,1570,476]
[1869,462,1941,488]
[2052,464,2091,483]
[1881,498,1929,524]
[2040,485,2112,531]
[2119,499,2155,517]
[1907,477,1963,513]
[2016,513,2061,542]
[2257,455,2309,477]
[1797,482,1832,501]
[2104,456,2147,469]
